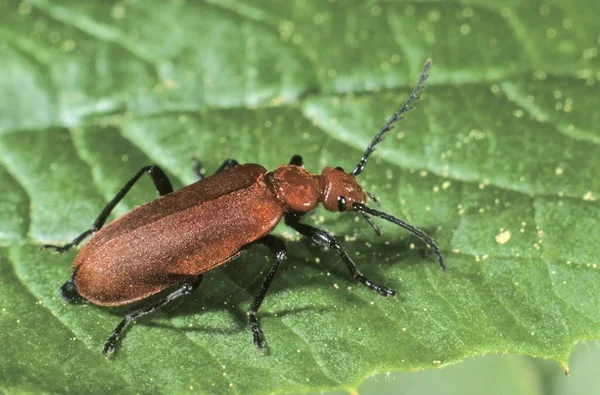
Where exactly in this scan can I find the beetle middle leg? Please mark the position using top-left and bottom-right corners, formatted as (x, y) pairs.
(285, 213), (396, 297)
(103, 275), (203, 355)
(192, 158), (240, 180)
(248, 235), (287, 348)
(41, 165), (174, 254)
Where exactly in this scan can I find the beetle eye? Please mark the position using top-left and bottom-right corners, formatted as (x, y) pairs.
(335, 166), (344, 172)
(337, 196), (347, 212)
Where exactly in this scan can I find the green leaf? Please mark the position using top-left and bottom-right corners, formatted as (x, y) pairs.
(0, 0), (598, 394)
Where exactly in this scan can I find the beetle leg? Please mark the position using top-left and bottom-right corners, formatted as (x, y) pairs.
(191, 157), (205, 180)
(285, 213), (396, 297)
(215, 159), (239, 173)
(248, 235), (287, 349)
(289, 155), (303, 167)
(103, 276), (203, 355)
(192, 158), (240, 181)
(41, 165), (174, 254)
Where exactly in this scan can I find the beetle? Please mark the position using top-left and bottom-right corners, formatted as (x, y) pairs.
(42, 60), (444, 355)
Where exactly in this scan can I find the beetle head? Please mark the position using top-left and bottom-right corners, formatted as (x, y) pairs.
(319, 167), (366, 212)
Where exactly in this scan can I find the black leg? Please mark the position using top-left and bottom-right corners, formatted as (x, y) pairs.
(191, 157), (204, 180)
(103, 276), (203, 355)
(191, 158), (240, 181)
(289, 155), (303, 167)
(285, 213), (395, 296)
(248, 235), (287, 348)
(42, 165), (174, 254)
(215, 159), (239, 173)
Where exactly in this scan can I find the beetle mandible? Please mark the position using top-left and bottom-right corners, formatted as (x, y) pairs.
(43, 60), (445, 354)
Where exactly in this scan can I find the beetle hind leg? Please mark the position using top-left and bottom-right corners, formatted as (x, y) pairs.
(102, 275), (202, 355)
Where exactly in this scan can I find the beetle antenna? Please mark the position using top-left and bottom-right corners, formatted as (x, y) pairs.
(361, 212), (381, 236)
(352, 59), (431, 177)
(353, 202), (446, 272)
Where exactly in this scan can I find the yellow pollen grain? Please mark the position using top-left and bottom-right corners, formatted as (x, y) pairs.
(555, 167), (564, 175)
(495, 230), (511, 244)
(583, 191), (596, 201)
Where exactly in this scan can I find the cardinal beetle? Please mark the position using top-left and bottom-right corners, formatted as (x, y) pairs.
(42, 60), (445, 355)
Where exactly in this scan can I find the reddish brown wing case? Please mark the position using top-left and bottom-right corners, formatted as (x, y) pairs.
(72, 164), (284, 306)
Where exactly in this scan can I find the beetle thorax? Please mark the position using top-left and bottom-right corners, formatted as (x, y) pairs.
(266, 165), (320, 213)
(319, 167), (366, 212)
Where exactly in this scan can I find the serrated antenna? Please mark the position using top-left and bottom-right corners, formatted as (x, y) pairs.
(352, 59), (432, 176)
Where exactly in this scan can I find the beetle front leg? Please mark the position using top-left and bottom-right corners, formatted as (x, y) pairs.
(41, 165), (174, 254)
(191, 158), (240, 181)
(249, 235), (287, 349)
(285, 213), (396, 297)
(103, 276), (203, 355)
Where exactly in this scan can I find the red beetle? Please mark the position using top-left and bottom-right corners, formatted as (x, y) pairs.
(43, 60), (444, 354)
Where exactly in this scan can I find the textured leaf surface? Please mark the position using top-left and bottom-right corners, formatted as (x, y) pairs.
(0, 0), (599, 394)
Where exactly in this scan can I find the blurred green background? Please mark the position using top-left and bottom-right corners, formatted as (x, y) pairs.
(324, 342), (600, 395)
(0, 0), (598, 394)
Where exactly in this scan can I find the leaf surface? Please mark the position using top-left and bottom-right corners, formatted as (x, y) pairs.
(0, 1), (599, 394)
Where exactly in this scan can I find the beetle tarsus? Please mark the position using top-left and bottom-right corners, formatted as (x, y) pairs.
(41, 229), (95, 254)
(354, 273), (396, 296)
(102, 337), (117, 356)
(249, 314), (266, 349)
(40, 244), (70, 254)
